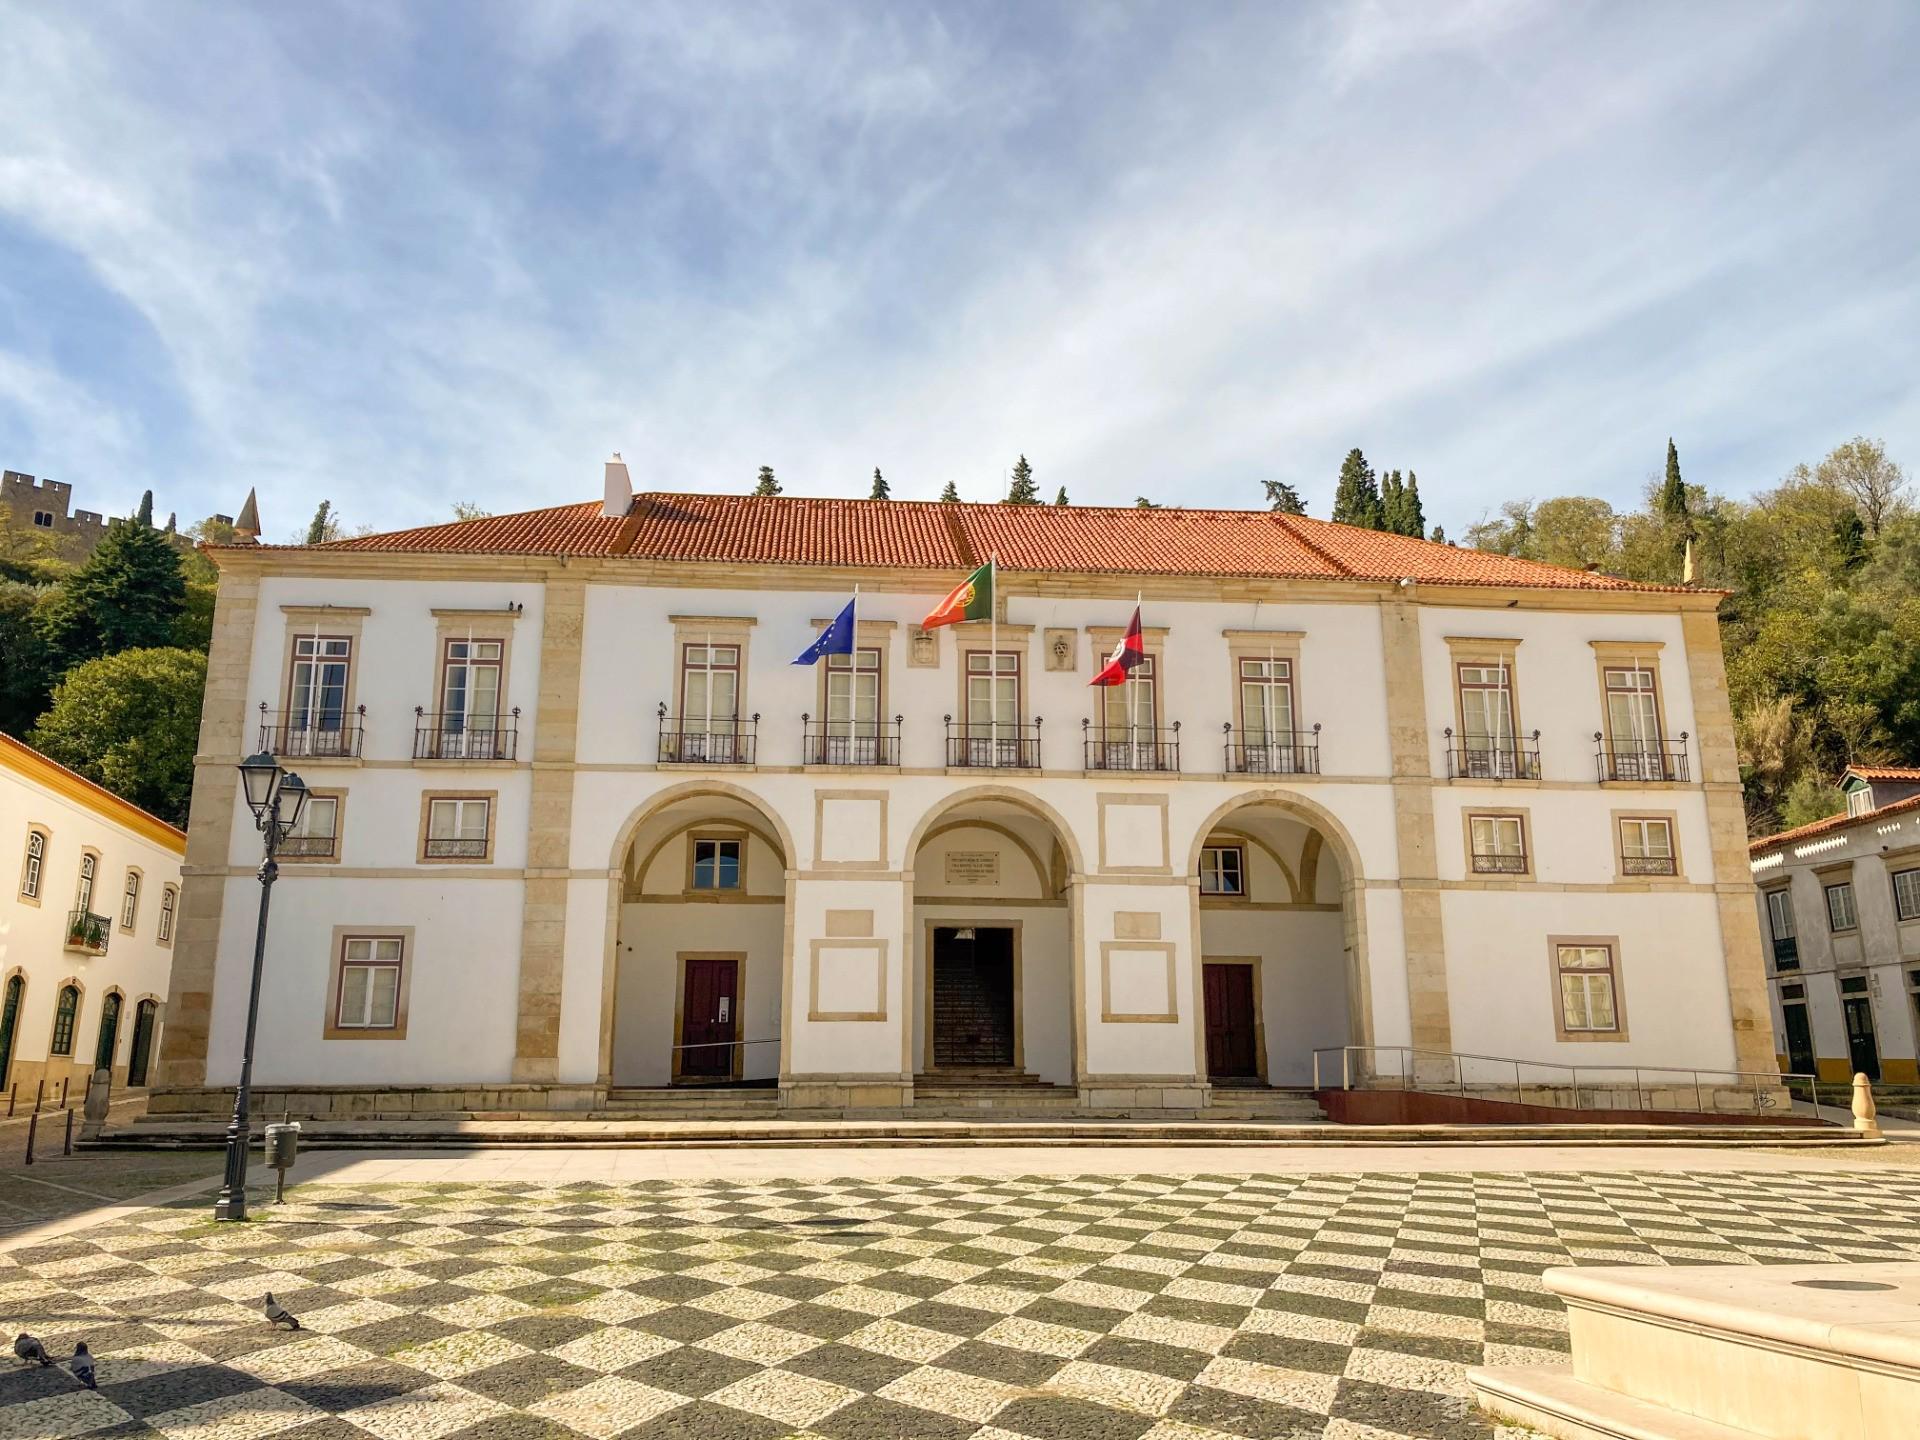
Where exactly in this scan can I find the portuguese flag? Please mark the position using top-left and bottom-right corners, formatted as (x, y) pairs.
(924, 560), (994, 629)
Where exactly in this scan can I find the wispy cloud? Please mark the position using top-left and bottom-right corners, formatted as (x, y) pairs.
(0, 0), (1915, 539)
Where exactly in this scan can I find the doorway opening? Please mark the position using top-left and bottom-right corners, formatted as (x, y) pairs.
(1203, 960), (1262, 1084)
(932, 926), (1016, 1069)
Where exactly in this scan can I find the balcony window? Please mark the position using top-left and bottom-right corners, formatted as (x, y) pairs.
(1469, 813), (1528, 874)
(288, 635), (353, 741)
(19, 828), (45, 900)
(423, 796), (491, 862)
(1619, 817), (1676, 876)
(282, 793), (341, 860)
(1766, 887), (1798, 969)
(964, 651), (1020, 734)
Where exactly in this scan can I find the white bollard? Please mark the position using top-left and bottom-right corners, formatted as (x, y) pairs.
(1851, 1073), (1880, 1137)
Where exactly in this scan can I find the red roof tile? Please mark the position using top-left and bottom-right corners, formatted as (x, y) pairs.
(1846, 765), (1920, 782)
(259, 493), (1695, 593)
(1749, 792), (1920, 858)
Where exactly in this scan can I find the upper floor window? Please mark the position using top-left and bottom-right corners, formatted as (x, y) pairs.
(50, 985), (79, 1056)
(158, 885), (178, 944)
(75, 852), (97, 913)
(32, 510), (53, 528)
(1199, 844), (1245, 896)
(1469, 813), (1528, 874)
(1765, 887), (1798, 970)
(681, 644), (741, 730)
(1893, 868), (1920, 924)
(19, 829), (45, 900)
(442, 638), (504, 729)
(964, 651), (1020, 734)
(824, 648), (881, 738)
(1602, 667), (1662, 752)
(120, 870), (141, 931)
(423, 795), (492, 862)
(1238, 657), (1294, 740)
(289, 635), (353, 731)
(1619, 817), (1676, 876)
(1099, 655), (1157, 732)
(284, 793), (342, 861)
(1457, 663), (1517, 746)
(691, 836), (743, 891)
(1825, 880), (1858, 933)
(1847, 787), (1874, 818)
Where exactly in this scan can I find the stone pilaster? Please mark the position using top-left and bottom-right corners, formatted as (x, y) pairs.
(513, 577), (586, 1083)
(155, 570), (261, 1088)
(1681, 607), (1781, 1078)
(1379, 598), (1452, 1054)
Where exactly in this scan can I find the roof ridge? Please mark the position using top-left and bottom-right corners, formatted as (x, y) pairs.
(1269, 510), (1357, 578)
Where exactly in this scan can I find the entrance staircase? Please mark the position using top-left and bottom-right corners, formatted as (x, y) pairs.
(912, 1069), (1081, 1117)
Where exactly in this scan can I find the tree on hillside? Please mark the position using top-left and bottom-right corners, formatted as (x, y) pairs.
(1817, 436), (1908, 535)
(939, 480), (961, 503)
(1263, 480), (1306, 515)
(1054, 486), (1069, 506)
(0, 580), (59, 735)
(1658, 439), (1689, 524)
(451, 501), (492, 520)
(36, 518), (187, 668)
(1399, 472), (1426, 537)
(30, 647), (206, 826)
(136, 490), (154, 527)
(1330, 449), (1383, 529)
(1004, 455), (1040, 505)
(753, 466), (782, 496)
(1380, 471), (1405, 533)
(869, 468), (889, 500)
(1465, 499), (1535, 555)
(306, 500), (342, 544)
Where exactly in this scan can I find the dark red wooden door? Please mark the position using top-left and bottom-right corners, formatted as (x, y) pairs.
(1203, 963), (1258, 1079)
(680, 958), (739, 1079)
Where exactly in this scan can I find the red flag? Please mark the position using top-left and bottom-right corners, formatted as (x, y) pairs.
(1090, 606), (1145, 686)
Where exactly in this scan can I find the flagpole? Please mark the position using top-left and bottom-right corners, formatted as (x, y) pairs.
(989, 556), (998, 767)
(307, 616), (320, 755)
(851, 584), (860, 756)
(1131, 591), (1142, 766)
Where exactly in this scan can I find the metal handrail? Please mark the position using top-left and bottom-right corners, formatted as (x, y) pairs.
(1444, 728), (1541, 780)
(1082, 720), (1180, 772)
(1309, 1044), (1821, 1117)
(1222, 723), (1321, 775)
(801, 714), (903, 766)
(669, 1036), (781, 1054)
(1594, 732), (1691, 783)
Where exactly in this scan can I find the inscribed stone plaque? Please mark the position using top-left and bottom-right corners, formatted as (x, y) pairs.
(945, 850), (1000, 885)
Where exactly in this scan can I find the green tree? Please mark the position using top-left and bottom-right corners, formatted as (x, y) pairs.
(1054, 486), (1069, 506)
(1004, 455), (1040, 505)
(136, 490), (154, 527)
(1817, 435), (1908, 535)
(451, 501), (492, 520)
(1465, 499), (1534, 555)
(0, 580), (59, 735)
(29, 647), (207, 826)
(1429, 524), (1447, 544)
(753, 466), (782, 496)
(869, 467), (889, 500)
(1380, 470), (1405, 533)
(940, 480), (961, 503)
(1529, 497), (1618, 570)
(305, 500), (341, 544)
(171, 579), (218, 652)
(1330, 448), (1383, 529)
(1263, 480), (1306, 515)
(1134, 497), (1162, 508)
(36, 518), (187, 669)
(1658, 439), (1689, 523)
(1399, 472), (1426, 537)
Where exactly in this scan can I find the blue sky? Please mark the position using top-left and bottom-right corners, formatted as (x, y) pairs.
(2, 1), (1916, 541)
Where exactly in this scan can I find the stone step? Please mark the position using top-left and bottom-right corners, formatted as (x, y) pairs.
(1470, 1261), (1920, 1440)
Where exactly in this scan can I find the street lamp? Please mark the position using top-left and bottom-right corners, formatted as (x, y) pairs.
(213, 752), (308, 1221)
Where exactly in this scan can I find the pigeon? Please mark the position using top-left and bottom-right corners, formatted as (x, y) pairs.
(14, 1333), (52, 1367)
(263, 1294), (300, 1330)
(69, 1343), (95, 1390)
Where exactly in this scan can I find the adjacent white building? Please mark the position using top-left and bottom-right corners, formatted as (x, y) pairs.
(154, 468), (1780, 1115)
(1, 733), (183, 1100)
(1750, 765), (1920, 1086)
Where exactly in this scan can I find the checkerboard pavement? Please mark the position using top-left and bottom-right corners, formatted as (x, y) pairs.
(3, 1169), (1919, 1440)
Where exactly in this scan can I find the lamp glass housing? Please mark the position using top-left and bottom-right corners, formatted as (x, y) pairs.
(276, 773), (311, 836)
(238, 752), (282, 819)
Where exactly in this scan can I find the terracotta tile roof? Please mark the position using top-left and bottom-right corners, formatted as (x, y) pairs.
(1846, 765), (1920, 783)
(264, 493), (1695, 593)
(1748, 792), (1920, 858)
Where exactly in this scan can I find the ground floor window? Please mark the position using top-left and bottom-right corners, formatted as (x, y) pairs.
(50, 985), (79, 1055)
(330, 933), (408, 1035)
(1554, 941), (1621, 1036)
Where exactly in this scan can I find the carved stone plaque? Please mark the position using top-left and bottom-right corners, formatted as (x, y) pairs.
(909, 626), (938, 668)
(1044, 627), (1076, 671)
(944, 850), (1000, 885)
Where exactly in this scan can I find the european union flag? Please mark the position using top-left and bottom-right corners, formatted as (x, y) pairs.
(793, 597), (857, 665)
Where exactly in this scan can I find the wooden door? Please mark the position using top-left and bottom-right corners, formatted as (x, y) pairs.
(1843, 997), (1880, 1081)
(1203, 963), (1258, 1079)
(0, 976), (20, 1090)
(127, 1000), (158, 1088)
(679, 958), (739, 1081)
(1781, 1004), (1815, 1077)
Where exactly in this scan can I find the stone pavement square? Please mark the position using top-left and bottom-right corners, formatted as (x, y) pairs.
(2, 1168), (1918, 1439)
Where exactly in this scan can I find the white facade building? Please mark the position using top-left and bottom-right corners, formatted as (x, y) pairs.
(155, 475), (1779, 1115)
(1, 733), (183, 1100)
(1750, 765), (1920, 1086)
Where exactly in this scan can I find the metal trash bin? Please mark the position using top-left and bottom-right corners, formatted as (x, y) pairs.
(263, 1122), (300, 1201)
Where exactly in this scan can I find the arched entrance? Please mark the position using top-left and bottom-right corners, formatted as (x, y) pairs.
(607, 786), (792, 1088)
(1189, 792), (1367, 1087)
(906, 790), (1082, 1091)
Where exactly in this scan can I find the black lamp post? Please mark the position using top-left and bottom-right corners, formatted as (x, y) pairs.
(213, 752), (309, 1222)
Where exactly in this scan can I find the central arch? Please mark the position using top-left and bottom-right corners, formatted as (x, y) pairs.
(904, 786), (1084, 1092)
(1187, 787), (1372, 1087)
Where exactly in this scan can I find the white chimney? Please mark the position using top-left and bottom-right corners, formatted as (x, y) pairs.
(603, 453), (633, 518)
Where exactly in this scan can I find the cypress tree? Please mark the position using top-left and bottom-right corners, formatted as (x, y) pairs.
(1134, 497), (1162, 508)
(1331, 448), (1383, 529)
(1380, 470), (1405, 533)
(305, 500), (336, 544)
(869, 467), (889, 500)
(1401, 471), (1426, 537)
(939, 480), (961, 503)
(1658, 439), (1689, 522)
(1430, 524), (1448, 545)
(136, 490), (154, 527)
(1054, 486), (1069, 507)
(1263, 480), (1306, 515)
(753, 466), (782, 496)
(1004, 455), (1040, 505)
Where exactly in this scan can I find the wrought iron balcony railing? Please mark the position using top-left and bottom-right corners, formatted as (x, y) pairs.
(423, 836), (489, 860)
(278, 835), (338, 859)
(259, 703), (366, 759)
(1771, 936), (1799, 970)
(945, 716), (1042, 769)
(1444, 729), (1542, 780)
(658, 705), (758, 765)
(801, 716), (902, 766)
(1470, 851), (1528, 875)
(1083, 720), (1179, 772)
(1622, 853), (1678, 877)
(414, 707), (521, 761)
(65, 908), (111, 956)
(1595, 734), (1691, 783)
(1223, 723), (1321, 775)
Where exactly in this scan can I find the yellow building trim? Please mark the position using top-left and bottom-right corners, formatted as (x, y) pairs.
(0, 734), (187, 855)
